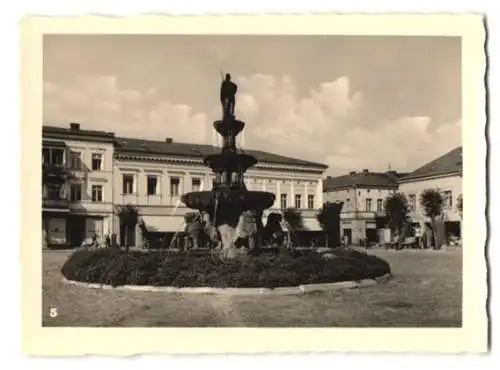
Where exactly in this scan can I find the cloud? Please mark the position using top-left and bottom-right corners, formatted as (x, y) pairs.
(44, 75), (210, 144)
(44, 74), (461, 176)
(232, 74), (461, 175)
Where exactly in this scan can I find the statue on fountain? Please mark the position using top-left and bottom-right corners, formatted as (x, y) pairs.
(220, 73), (238, 119)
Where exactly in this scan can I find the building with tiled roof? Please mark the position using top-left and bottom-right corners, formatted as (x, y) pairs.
(399, 147), (462, 182)
(42, 123), (328, 247)
(323, 169), (408, 245)
(399, 147), (462, 240)
(113, 136), (328, 170)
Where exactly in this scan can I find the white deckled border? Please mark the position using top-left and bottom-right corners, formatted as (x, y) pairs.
(61, 273), (392, 296)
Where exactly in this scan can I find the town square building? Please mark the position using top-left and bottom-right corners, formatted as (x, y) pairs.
(323, 170), (408, 245)
(323, 147), (463, 246)
(42, 123), (327, 247)
(398, 147), (463, 241)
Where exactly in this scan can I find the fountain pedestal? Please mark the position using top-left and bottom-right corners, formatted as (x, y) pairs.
(181, 115), (275, 258)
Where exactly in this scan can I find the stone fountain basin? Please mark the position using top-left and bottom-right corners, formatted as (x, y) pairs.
(203, 153), (257, 171)
(181, 190), (275, 211)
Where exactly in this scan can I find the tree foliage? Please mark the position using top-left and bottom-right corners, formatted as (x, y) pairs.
(420, 189), (444, 218)
(316, 202), (342, 232)
(283, 208), (304, 231)
(116, 204), (140, 226)
(316, 202), (342, 247)
(383, 193), (410, 235)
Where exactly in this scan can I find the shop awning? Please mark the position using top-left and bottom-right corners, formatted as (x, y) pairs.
(141, 215), (185, 233)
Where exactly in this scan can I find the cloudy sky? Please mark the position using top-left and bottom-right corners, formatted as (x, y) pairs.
(43, 35), (461, 176)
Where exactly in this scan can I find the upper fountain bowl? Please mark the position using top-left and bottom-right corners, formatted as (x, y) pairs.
(181, 189), (275, 212)
(214, 119), (245, 137)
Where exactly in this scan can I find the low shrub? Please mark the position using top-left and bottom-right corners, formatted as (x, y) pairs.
(61, 248), (391, 289)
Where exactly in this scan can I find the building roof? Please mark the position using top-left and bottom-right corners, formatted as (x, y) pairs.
(114, 136), (328, 169)
(42, 124), (328, 170)
(323, 170), (404, 191)
(43, 124), (115, 143)
(399, 147), (462, 182)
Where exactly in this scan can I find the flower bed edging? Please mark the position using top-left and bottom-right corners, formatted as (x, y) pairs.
(61, 273), (392, 296)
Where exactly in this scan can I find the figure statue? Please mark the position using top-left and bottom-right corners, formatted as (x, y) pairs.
(220, 73), (238, 118)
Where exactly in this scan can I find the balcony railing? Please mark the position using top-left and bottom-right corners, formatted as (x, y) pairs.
(42, 195), (69, 209)
(42, 163), (73, 183)
(341, 210), (386, 219)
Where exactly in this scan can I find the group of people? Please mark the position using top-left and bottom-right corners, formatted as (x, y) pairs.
(80, 233), (114, 249)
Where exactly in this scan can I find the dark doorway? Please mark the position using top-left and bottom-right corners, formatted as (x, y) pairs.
(366, 228), (378, 244)
(343, 228), (352, 245)
(445, 221), (461, 239)
(119, 223), (136, 247)
(67, 215), (85, 247)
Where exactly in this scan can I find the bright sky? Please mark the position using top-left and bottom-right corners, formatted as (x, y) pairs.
(43, 35), (461, 176)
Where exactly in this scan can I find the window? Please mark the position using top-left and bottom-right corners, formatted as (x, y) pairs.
(51, 148), (64, 166)
(42, 148), (50, 165)
(91, 185), (103, 202)
(345, 198), (351, 209)
(443, 190), (453, 209)
(122, 174), (135, 194)
(280, 194), (288, 209)
(365, 198), (372, 212)
(408, 194), (417, 211)
(46, 183), (64, 199)
(307, 194), (315, 209)
(295, 194), (302, 209)
(70, 151), (82, 170)
(377, 198), (383, 211)
(170, 177), (180, 197)
(192, 178), (201, 192)
(147, 175), (159, 196)
(70, 184), (82, 202)
(91, 153), (103, 171)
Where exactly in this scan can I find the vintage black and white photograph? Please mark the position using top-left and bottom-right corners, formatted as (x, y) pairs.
(23, 15), (485, 352)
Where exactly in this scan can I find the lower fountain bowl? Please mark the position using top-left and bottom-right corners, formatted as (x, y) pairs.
(181, 190), (275, 212)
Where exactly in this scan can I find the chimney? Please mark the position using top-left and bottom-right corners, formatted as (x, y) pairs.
(70, 122), (80, 131)
(349, 171), (356, 176)
(165, 137), (173, 143)
(363, 169), (369, 173)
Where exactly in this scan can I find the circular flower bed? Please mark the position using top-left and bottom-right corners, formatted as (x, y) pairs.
(61, 248), (391, 289)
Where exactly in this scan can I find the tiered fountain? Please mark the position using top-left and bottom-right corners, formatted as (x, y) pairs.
(181, 74), (275, 258)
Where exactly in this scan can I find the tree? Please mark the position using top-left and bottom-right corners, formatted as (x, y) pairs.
(316, 202), (342, 247)
(283, 208), (304, 232)
(383, 193), (410, 247)
(456, 194), (463, 219)
(116, 204), (139, 250)
(420, 189), (444, 249)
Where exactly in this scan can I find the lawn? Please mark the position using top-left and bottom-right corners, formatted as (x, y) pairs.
(42, 248), (462, 327)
